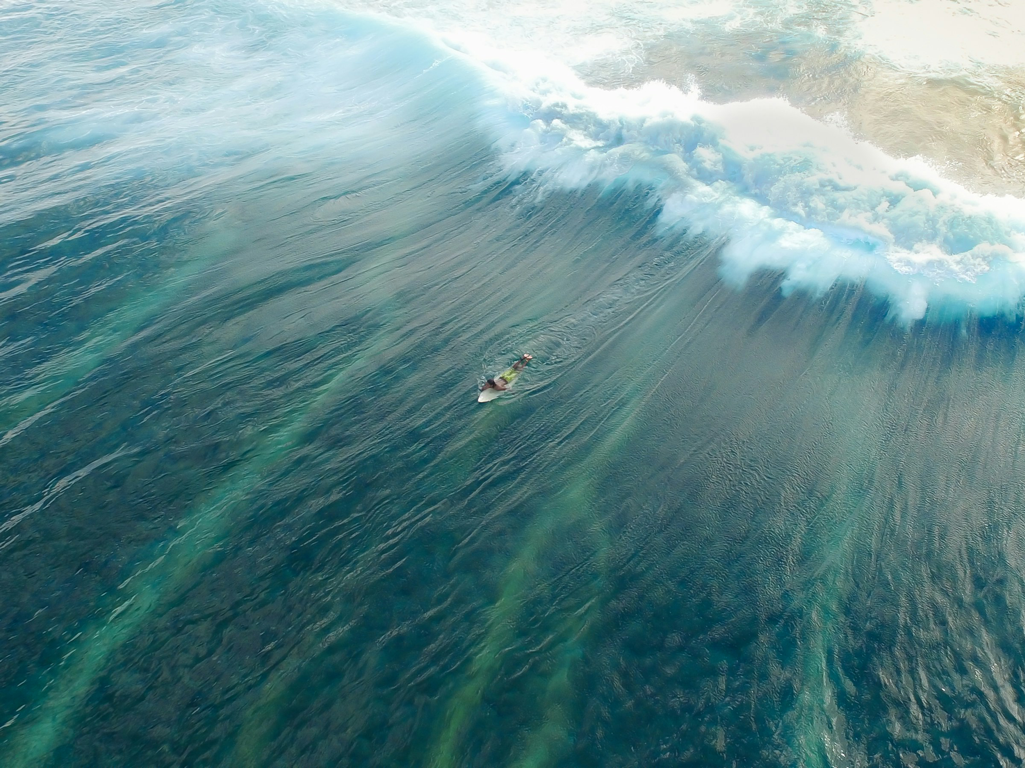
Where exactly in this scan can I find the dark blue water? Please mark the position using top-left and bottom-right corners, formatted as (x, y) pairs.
(5, 1), (1025, 766)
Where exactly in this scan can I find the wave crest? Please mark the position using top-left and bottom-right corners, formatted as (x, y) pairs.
(473, 61), (1025, 321)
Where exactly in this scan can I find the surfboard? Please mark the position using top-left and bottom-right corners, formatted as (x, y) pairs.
(477, 365), (522, 402)
(477, 387), (504, 403)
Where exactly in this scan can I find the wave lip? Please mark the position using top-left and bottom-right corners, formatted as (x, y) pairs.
(466, 51), (1025, 321)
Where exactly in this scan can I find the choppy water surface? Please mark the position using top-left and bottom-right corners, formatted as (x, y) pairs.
(5, 1), (1025, 766)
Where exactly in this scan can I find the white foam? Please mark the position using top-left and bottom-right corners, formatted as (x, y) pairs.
(339, 1), (1025, 320)
(855, 0), (1025, 71)
(461, 52), (1025, 320)
(345, 0), (1025, 78)
(336, 0), (747, 71)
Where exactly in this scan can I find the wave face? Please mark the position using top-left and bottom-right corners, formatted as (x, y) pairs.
(6, 2), (1025, 768)
(488, 74), (1025, 321)
(349, 0), (1025, 321)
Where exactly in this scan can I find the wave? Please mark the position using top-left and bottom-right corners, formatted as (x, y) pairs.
(310, 3), (1025, 323)
(9, 0), (1025, 324)
(431, 37), (1025, 322)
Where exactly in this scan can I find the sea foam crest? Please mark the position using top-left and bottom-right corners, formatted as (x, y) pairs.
(457, 46), (1025, 322)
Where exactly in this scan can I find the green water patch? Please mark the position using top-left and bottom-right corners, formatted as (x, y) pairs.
(0, 321), (401, 768)
(0, 214), (244, 447)
(228, 420), (516, 767)
(0, 177), (446, 762)
(220, 201), (710, 767)
(425, 253), (717, 768)
(1, 167), (692, 766)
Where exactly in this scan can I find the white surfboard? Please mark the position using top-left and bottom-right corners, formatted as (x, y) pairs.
(477, 387), (505, 403)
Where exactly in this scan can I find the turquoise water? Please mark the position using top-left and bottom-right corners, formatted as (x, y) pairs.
(5, 1), (1025, 766)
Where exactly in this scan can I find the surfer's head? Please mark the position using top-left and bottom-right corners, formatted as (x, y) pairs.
(485, 378), (497, 388)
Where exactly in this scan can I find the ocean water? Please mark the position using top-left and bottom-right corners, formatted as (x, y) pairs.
(4, 0), (1025, 765)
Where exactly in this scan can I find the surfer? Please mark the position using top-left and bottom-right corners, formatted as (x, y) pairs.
(482, 353), (532, 392)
